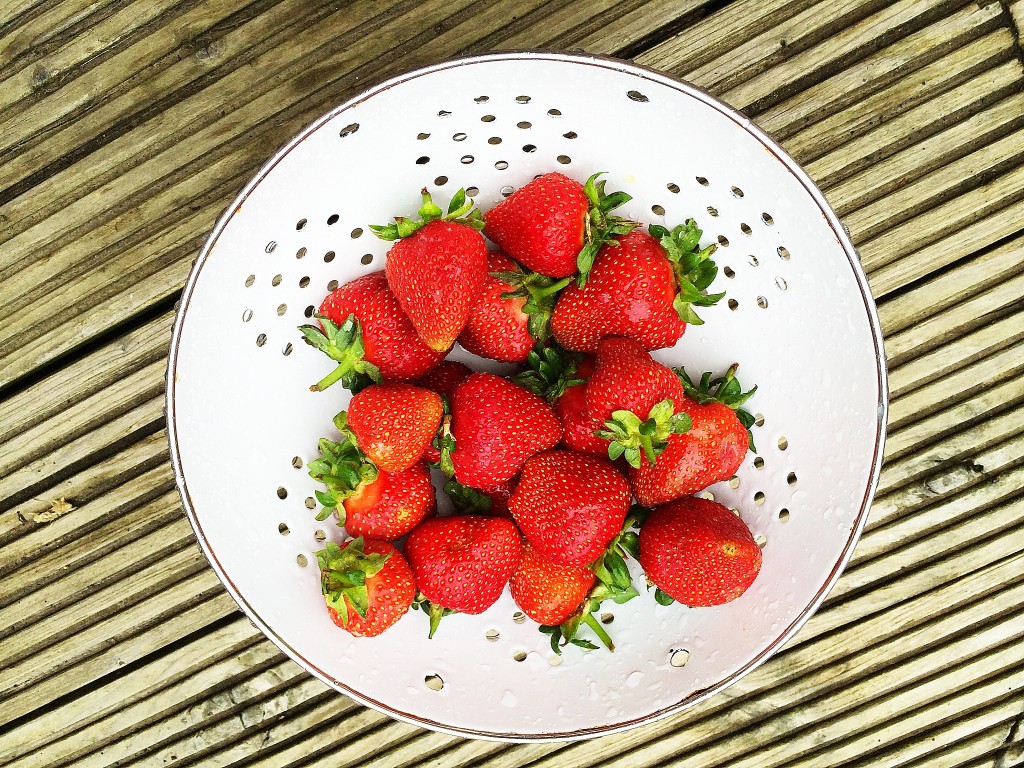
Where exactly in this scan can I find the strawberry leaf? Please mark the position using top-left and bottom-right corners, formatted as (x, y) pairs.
(298, 314), (382, 392)
(307, 432), (378, 520)
(316, 537), (391, 625)
(654, 588), (675, 606)
(596, 399), (691, 468)
(576, 172), (639, 287)
(675, 364), (758, 451)
(656, 220), (725, 325)
(371, 188), (485, 241)
(512, 344), (586, 402)
(443, 480), (492, 515)
(491, 263), (571, 343)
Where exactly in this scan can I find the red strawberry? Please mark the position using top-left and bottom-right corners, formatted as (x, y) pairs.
(510, 543), (594, 626)
(586, 338), (692, 468)
(512, 346), (604, 457)
(630, 366), (756, 506)
(639, 497), (762, 606)
(509, 450), (631, 568)
(344, 383), (442, 472)
(299, 272), (445, 390)
(316, 537), (417, 637)
(405, 515), (521, 635)
(339, 462), (435, 539)
(483, 172), (636, 280)
(555, 382), (607, 457)
(307, 434), (434, 539)
(416, 360), (473, 402)
(373, 189), (488, 352)
(458, 252), (571, 361)
(551, 223), (724, 352)
(449, 373), (561, 488)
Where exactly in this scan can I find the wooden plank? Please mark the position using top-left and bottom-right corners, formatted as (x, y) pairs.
(0, 432), (170, 548)
(805, 60), (1022, 191)
(902, 723), (1023, 768)
(0, 311), (171, 441)
(0, 590), (236, 728)
(635, 0), (826, 77)
(888, 310), (1024, 398)
(860, 164), (1024, 295)
(0, 0), (112, 71)
(0, 545), (211, 672)
(876, 409), (1024, 511)
(0, 394), (164, 511)
(719, 0), (971, 113)
(574, 0), (709, 52)
(857, 440), (1024, 565)
(0, 359), (165, 479)
(0, 460), (173, 578)
(883, 375), (1024, 462)
(888, 309), (1024, 399)
(0, 618), (267, 766)
(0, 0), (193, 116)
(757, 9), (1008, 146)
(884, 270), (1024, 369)
(832, 490), (1024, 601)
(0, 512), (195, 640)
(827, 91), (1024, 216)
(876, 233), (1023, 337)
(71, 666), (324, 768)
(887, 341), (1024, 432)
(840, 703), (1021, 768)
(844, 125), (1024, 243)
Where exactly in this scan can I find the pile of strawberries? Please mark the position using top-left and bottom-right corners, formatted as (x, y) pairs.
(300, 172), (762, 652)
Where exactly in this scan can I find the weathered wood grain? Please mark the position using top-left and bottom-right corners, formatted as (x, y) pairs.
(876, 233), (1023, 337)
(2, 0), (1023, 764)
(759, 7), (1008, 146)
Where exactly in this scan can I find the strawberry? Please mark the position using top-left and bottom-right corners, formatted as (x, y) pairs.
(443, 477), (516, 518)
(405, 515), (521, 636)
(373, 189), (488, 352)
(308, 432), (434, 539)
(483, 172), (636, 281)
(629, 365), (756, 506)
(512, 346), (605, 456)
(509, 450), (631, 568)
(343, 383), (443, 472)
(586, 338), (692, 468)
(449, 373), (561, 488)
(555, 382), (607, 457)
(639, 497), (762, 607)
(416, 360), (473, 402)
(298, 271), (445, 391)
(510, 543), (594, 626)
(551, 223), (724, 352)
(458, 252), (569, 361)
(316, 537), (417, 637)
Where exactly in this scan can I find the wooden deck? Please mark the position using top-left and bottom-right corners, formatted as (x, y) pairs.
(1, 0), (1023, 764)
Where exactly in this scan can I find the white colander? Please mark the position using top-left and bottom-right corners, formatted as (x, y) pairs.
(166, 51), (887, 741)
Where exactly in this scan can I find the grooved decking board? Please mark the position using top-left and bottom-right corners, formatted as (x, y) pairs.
(2, 0), (1023, 765)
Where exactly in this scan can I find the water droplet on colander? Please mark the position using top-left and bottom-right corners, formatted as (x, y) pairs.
(501, 690), (517, 707)
(626, 671), (644, 687)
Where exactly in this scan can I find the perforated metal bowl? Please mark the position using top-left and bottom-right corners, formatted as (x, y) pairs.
(166, 51), (887, 741)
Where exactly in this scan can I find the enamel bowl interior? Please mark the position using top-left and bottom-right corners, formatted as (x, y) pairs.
(167, 52), (887, 741)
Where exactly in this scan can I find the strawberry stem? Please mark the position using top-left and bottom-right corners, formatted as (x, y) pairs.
(583, 612), (615, 652)
(494, 267), (573, 342)
(316, 538), (391, 623)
